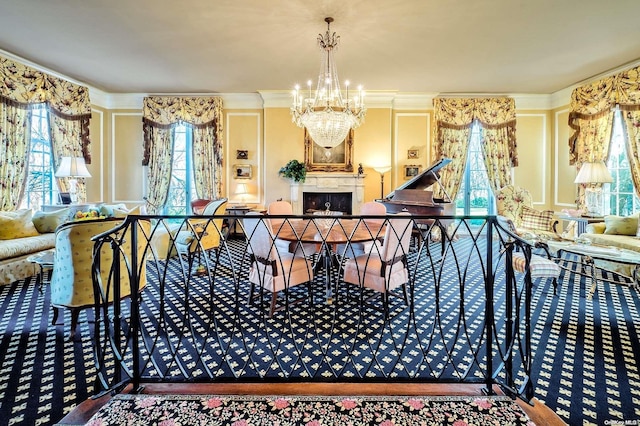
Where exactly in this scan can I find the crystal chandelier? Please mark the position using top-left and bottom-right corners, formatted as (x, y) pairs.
(291, 17), (366, 149)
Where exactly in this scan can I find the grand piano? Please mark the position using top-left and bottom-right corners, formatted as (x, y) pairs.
(377, 157), (455, 219)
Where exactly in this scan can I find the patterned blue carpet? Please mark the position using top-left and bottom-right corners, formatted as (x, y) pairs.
(0, 239), (639, 425)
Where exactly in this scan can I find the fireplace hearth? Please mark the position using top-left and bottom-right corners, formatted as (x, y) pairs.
(303, 192), (352, 214)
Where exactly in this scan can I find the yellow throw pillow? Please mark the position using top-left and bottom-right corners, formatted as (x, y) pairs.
(604, 214), (638, 236)
(0, 209), (40, 239)
(32, 207), (72, 233)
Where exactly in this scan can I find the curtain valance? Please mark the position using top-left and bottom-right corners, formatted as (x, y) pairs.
(0, 55), (92, 163)
(0, 56), (91, 116)
(142, 96), (223, 127)
(568, 65), (640, 164)
(434, 97), (516, 128)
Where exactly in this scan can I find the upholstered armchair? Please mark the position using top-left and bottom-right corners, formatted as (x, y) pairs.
(175, 198), (228, 270)
(343, 212), (413, 314)
(244, 212), (314, 317)
(496, 185), (560, 239)
(50, 218), (149, 338)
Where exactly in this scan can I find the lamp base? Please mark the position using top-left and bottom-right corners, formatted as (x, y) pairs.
(584, 186), (604, 217)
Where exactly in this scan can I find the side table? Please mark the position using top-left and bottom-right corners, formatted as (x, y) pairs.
(27, 249), (55, 292)
(559, 215), (604, 236)
(225, 206), (252, 238)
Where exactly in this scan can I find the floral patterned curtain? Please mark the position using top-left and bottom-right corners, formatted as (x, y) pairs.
(0, 101), (31, 210)
(569, 65), (640, 207)
(433, 97), (516, 200)
(142, 96), (224, 211)
(0, 56), (92, 207)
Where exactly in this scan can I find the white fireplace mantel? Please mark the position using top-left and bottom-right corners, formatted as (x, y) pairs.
(290, 173), (366, 214)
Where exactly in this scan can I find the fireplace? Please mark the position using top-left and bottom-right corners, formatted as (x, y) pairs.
(303, 192), (352, 214)
(289, 173), (365, 215)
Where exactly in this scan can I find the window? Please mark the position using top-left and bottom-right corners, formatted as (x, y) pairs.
(603, 109), (640, 216)
(19, 105), (57, 210)
(163, 123), (197, 215)
(454, 122), (496, 219)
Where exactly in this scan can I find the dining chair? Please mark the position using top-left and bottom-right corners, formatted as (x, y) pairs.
(337, 201), (386, 258)
(175, 198), (228, 271)
(267, 200), (316, 258)
(243, 212), (314, 317)
(342, 212), (413, 315)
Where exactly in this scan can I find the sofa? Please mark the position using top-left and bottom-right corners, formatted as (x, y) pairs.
(578, 213), (640, 276)
(0, 203), (136, 286)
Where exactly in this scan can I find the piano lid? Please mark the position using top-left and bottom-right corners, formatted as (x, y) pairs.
(384, 157), (452, 201)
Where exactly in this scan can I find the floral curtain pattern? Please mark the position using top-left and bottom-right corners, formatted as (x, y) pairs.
(142, 96), (224, 210)
(0, 102), (30, 210)
(0, 55), (92, 207)
(433, 97), (516, 199)
(143, 127), (173, 214)
(569, 65), (640, 207)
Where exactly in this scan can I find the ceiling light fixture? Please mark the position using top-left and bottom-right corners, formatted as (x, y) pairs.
(291, 17), (366, 149)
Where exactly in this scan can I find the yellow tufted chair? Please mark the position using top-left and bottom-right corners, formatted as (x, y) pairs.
(50, 218), (149, 338)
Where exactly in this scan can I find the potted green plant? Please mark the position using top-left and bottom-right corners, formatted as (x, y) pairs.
(278, 159), (307, 183)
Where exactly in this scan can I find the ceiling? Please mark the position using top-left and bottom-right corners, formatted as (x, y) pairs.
(1, 0), (640, 96)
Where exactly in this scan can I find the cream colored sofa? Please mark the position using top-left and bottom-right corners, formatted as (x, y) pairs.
(579, 214), (640, 276)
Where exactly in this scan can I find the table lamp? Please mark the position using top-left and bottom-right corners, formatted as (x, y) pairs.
(373, 166), (392, 199)
(55, 156), (91, 204)
(574, 161), (613, 217)
(235, 183), (249, 207)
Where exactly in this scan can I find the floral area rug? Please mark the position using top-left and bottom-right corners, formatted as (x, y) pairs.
(84, 394), (535, 425)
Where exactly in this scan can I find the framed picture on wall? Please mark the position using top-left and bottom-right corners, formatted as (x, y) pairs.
(407, 149), (419, 159)
(304, 129), (354, 172)
(404, 165), (422, 180)
(236, 150), (248, 160)
(234, 164), (252, 179)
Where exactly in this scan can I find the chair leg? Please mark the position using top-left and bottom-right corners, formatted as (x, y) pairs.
(269, 292), (278, 317)
(52, 306), (60, 325)
(69, 308), (81, 340)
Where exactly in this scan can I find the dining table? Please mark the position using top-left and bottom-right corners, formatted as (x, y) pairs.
(274, 217), (385, 303)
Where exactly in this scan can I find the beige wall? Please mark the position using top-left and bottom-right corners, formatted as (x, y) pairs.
(88, 100), (577, 214)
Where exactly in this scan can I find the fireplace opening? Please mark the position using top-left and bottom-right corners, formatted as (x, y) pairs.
(303, 192), (352, 214)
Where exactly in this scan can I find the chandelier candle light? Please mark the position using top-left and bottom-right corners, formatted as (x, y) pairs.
(574, 161), (613, 217)
(55, 156), (91, 204)
(291, 17), (366, 149)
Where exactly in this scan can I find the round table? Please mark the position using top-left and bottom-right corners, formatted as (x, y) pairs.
(275, 218), (384, 302)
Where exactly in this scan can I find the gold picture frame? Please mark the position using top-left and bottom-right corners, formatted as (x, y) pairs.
(234, 164), (252, 179)
(304, 129), (354, 172)
(404, 164), (422, 180)
(407, 149), (419, 159)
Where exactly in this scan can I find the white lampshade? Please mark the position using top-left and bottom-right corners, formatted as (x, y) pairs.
(235, 183), (248, 195)
(55, 156), (91, 178)
(574, 161), (613, 184)
(373, 166), (392, 174)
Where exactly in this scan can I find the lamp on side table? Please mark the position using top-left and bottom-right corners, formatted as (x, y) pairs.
(574, 161), (613, 217)
(55, 156), (91, 204)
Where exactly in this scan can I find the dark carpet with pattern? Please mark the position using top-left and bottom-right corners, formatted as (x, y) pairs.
(0, 240), (639, 425)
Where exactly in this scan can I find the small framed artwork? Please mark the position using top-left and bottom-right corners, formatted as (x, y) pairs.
(236, 150), (248, 160)
(407, 149), (419, 159)
(404, 165), (422, 180)
(234, 164), (252, 179)
(58, 192), (72, 205)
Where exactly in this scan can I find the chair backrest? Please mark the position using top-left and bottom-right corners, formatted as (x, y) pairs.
(381, 212), (413, 262)
(267, 200), (294, 236)
(243, 212), (277, 260)
(496, 185), (533, 227)
(51, 218), (149, 308)
(192, 198), (227, 250)
(360, 201), (386, 226)
(191, 198), (213, 215)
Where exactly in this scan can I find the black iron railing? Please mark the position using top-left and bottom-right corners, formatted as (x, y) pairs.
(90, 214), (537, 401)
